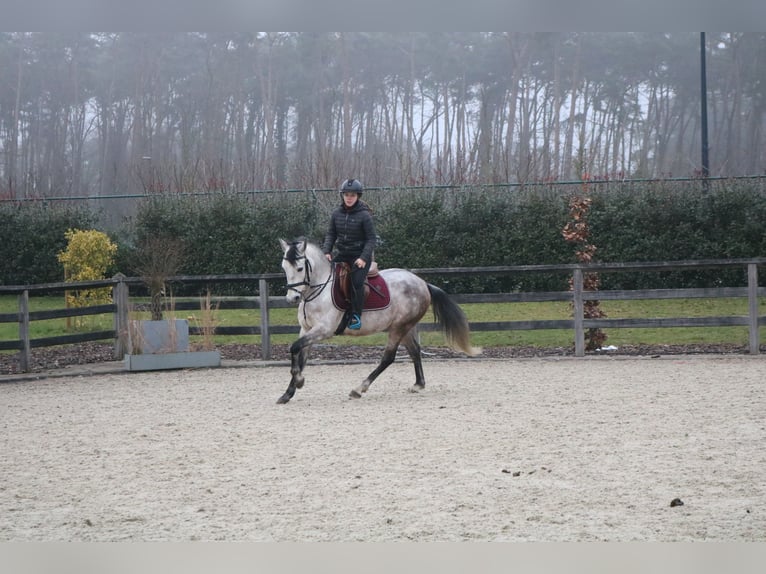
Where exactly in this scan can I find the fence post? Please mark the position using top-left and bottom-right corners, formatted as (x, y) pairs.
(113, 273), (129, 359)
(747, 263), (760, 355)
(259, 279), (271, 360)
(19, 290), (30, 372)
(573, 268), (585, 357)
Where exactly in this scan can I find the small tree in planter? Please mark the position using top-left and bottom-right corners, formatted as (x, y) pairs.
(124, 235), (220, 370)
(135, 234), (184, 321)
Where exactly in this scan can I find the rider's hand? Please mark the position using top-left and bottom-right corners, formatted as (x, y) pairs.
(355, 258), (366, 268)
(325, 253), (333, 261)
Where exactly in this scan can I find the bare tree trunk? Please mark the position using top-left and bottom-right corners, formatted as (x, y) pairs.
(562, 36), (581, 180)
(477, 85), (497, 181)
(636, 84), (656, 177)
(723, 36), (743, 174)
(257, 37), (277, 188)
(339, 33), (353, 177)
(455, 78), (468, 182)
(442, 83), (452, 181)
(551, 37), (562, 180)
(10, 41), (23, 198)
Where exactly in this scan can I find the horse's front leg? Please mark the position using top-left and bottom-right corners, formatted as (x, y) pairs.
(277, 337), (311, 404)
(277, 331), (324, 404)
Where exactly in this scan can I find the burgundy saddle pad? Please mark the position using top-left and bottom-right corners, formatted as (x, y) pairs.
(331, 264), (391, 311)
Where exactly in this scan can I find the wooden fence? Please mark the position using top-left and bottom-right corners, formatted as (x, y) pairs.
(1, 258), (765, 372)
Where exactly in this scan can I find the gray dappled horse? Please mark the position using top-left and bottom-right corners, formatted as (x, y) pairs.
(277, 238), (480, 404)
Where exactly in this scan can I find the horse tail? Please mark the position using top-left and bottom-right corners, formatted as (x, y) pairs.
(427, 284), (482, 356)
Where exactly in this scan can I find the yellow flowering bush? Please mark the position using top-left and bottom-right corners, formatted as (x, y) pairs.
(57, 229), (117, 328)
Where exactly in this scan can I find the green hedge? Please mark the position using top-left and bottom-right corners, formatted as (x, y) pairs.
(115, 193), (324, 295)
(0, 202), (96, 285)
(375, 189), (572, 292)
(588, 183), (766, 289)
(2, 181), (765, 292)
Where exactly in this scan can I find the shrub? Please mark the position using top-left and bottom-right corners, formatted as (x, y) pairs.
(57, 228), (118, 328)
(0, 202), (96, 285)
(4, 181), (766, 292)
(119, 193), (323, 295)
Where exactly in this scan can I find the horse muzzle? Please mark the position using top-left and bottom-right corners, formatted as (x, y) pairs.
(285, 290), (302, 304)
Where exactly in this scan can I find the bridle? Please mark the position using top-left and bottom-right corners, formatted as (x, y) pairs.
(283, 251), (333, 305)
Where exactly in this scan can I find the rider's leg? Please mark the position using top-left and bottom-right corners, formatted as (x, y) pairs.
(349, 262), (370, 329)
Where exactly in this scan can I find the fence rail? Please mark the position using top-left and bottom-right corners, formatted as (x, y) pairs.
(1, 258), (765, 372)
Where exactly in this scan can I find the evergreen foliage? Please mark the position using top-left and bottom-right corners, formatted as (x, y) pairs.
(0, 203), (96, 285)
(2, 182), (765, 292)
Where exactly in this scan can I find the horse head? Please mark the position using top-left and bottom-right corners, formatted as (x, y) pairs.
(280, 238), (331, 305)
(280, 238), (308, 304)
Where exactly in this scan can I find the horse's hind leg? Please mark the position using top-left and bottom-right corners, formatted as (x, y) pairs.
(401, 329), (426, 392)
(349, 332), (403, 399)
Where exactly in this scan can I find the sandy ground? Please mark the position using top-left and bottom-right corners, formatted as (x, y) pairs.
(1, 355), (765, 541)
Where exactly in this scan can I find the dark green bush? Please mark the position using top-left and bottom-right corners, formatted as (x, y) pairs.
(0, 202), (97, 285)
(3, 181), (765, 292)
(118, 193), (323, 295)
(588, 183), (766, 289)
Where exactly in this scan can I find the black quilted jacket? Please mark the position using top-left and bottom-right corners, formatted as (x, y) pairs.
(322, 200), (376, 262)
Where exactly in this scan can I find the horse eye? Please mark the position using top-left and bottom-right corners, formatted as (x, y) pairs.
(296, 266), (304, 272)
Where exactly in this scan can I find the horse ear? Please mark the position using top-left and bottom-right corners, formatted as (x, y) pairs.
(279, 238), (289, 252)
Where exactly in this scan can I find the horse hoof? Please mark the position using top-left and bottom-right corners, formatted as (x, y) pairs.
(349, 389), (362, 399)
(276, 395), (291, 404)
(409, 384), (424, 393)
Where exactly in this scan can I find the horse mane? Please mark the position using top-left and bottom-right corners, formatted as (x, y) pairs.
(304, 240), (326, 263)
(283, 240), (302, 264)
(283, 237), (326, 265)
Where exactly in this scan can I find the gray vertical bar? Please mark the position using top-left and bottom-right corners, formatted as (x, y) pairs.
(19, 290), (30, 372)
(573, 268), (585, 357)
(748, 263), (759, 355)
(113, 273), (129, 359)
(259, 279), (271, 360)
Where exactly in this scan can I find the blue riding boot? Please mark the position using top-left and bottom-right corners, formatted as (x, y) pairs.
(348, 313), (362, 330)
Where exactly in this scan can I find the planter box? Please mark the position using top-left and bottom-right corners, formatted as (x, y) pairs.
(131, 319), (190, 354)
(125, 318), (220, 371)
(124, 350), (221, 372)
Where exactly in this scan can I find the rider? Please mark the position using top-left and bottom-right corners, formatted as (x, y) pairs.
(322, 178), (376, 330)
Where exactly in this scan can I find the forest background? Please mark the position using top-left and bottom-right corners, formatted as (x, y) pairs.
(1, 32), (765, 292)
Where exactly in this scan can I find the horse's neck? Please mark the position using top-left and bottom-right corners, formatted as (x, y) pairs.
(306, 245), (332, 284)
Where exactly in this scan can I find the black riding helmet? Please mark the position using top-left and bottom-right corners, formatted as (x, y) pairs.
(339, 178), (363, 196)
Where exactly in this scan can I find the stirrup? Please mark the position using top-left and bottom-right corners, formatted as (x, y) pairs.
(348, 314), (362, 330)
